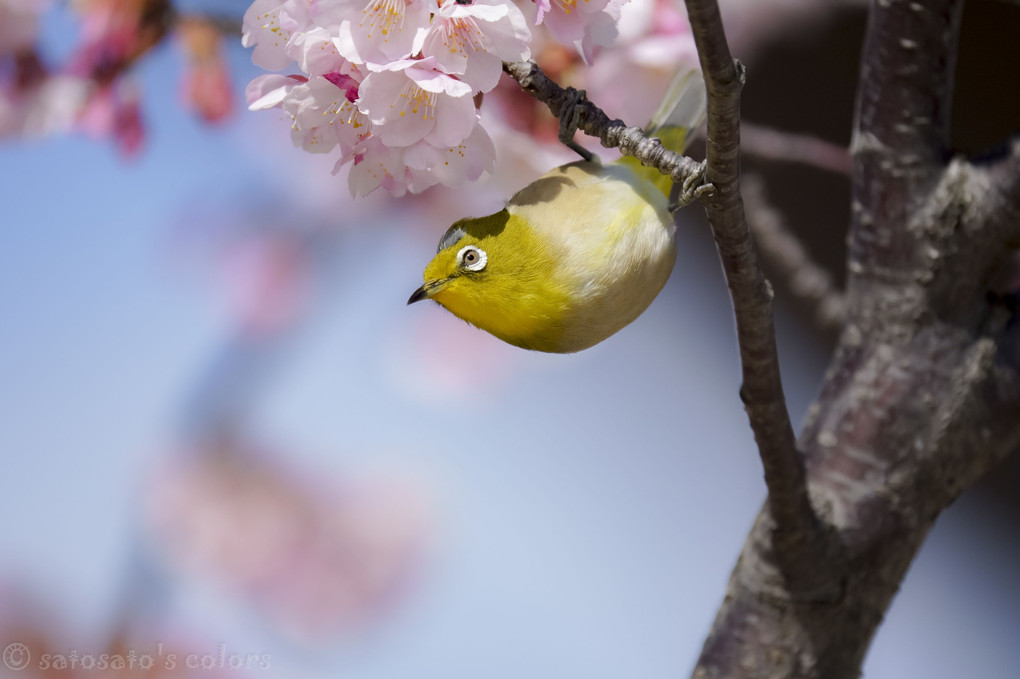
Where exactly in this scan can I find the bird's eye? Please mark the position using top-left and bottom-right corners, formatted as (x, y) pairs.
(457, 245), (487, 272)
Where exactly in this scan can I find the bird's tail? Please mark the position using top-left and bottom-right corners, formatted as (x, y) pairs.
(617, 67), (706, 197)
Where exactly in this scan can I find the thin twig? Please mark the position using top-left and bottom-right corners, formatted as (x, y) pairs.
(187, 13), (243, 37)
(743, 174), (847, 331)
(682, 0), (834, 596)
(502, 61), (708, 192)
(741, 122), (851, 175)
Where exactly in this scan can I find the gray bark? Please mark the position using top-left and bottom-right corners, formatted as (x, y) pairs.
(690, 0), (1020, 677)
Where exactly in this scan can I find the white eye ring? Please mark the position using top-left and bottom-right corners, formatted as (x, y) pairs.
(457, 245), (487, 272)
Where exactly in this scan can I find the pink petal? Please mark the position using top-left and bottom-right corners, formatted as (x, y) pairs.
(246, 73), (302, 109)
(426, 94), (476, 147)
(406, 65), (472, 98)
(324, 72), (360, 102)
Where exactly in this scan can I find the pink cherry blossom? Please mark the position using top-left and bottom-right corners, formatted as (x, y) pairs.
(403, 124), (496, 188)
(345, 135), (410, 196)
(67, 0), (169, 82)
(576, 3), (621, 63)
(333, 0), (432, 66)
(586, 0), (699, 126)
(181, 57), (233, 123)
(284, 72), (369, 154)
(288, 25), (347, 76)
(246, 70), (370, 156)
(177, 16), (234, 123)
(76, 79), (145, 156)
(242, 0), (298, 71)
(145, 449), (433, 642)
(344, 122), (495, 197)
(246, 72), (305, 110)
(614, 0), (697, 66)
(421, 0), (531, 92)
(0, 0), (47, 55)
(279, 0), (347, 31)
(0, 74), (85, 138)
(238, 0), (704, 197)
(533, 0), (617, 63)
(357, 57), (475, 148)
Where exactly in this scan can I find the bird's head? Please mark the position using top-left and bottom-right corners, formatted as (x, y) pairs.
(407, 208), (570, 350)
(407, 211), (507, 306)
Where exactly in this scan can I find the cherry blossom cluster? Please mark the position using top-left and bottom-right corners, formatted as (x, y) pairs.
(0, 0), (235, 155)
(242, 0), (624, 197)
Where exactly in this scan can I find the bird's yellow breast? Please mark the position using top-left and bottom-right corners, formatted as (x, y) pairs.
(505, 162), (677, 352)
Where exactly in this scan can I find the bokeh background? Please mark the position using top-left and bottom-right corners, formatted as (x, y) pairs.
(2, 1), (1020, 677)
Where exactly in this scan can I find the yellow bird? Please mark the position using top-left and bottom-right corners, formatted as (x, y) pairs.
(408, 70), (706, 353)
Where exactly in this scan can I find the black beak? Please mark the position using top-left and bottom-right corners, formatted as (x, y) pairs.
(408, 277), (452, 305)
(407, 284), (430, 305)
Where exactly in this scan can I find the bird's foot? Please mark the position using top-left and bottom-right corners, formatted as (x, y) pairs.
(558, 87), (594, 162)
(669, 160), (713, 212)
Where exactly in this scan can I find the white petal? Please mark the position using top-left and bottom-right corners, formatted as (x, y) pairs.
(360, 71), (439, 147)
(408, 66), (472, 97)
(422, 23), (469, 76)
(426, 94), (476, 147)
(242, 0), (295, 71)
(289, 26), (346, 76)
(461, 49), (503, 93)
(446, 3), (507, 21)
(482, 9), (533, 61)
(333, 21), (364, 63)
(246, 74), (298, 109)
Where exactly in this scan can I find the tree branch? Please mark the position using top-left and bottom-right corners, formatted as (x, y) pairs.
(741, 122), (852, 176)
(742, 175), (847, 331)
(682, 0), (833, 590)
(849, 0), (964, 299)
(179, 12), (243, 37)
(687, 0), (1020, 677)
(502, 60), (707, 190)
